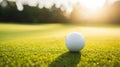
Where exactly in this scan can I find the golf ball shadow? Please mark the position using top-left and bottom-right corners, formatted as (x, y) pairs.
(49, 52), (81, 67)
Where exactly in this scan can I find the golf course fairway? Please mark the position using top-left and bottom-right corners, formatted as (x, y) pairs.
(0, 23), (120, 67)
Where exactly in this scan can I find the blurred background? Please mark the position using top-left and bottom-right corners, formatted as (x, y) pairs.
(0, 0), (119, 24)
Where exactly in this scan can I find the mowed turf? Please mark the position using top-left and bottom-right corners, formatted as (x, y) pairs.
(0, 23), (120, 67)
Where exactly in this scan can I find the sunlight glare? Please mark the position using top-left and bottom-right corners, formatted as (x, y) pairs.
(79, 0), (106, 11)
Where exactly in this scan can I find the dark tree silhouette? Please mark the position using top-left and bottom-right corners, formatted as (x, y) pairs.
(0, 2), (68, 24)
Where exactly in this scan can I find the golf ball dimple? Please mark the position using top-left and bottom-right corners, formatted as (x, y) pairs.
(65, 32), (85, 52)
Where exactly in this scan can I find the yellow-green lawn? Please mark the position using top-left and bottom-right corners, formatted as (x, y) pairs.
(0, 23), (120, 67)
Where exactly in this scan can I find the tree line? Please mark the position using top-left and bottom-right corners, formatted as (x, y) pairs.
(0, 1), (120, 24)
(0, 2), (69, 24)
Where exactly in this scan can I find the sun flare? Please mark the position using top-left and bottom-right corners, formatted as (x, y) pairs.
(79, 0), (106, 11)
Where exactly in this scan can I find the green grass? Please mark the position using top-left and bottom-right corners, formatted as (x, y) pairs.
(0, 23), (120, 67)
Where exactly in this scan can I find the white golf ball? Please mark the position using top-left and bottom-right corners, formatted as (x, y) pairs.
(65, 32), (85, 52)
